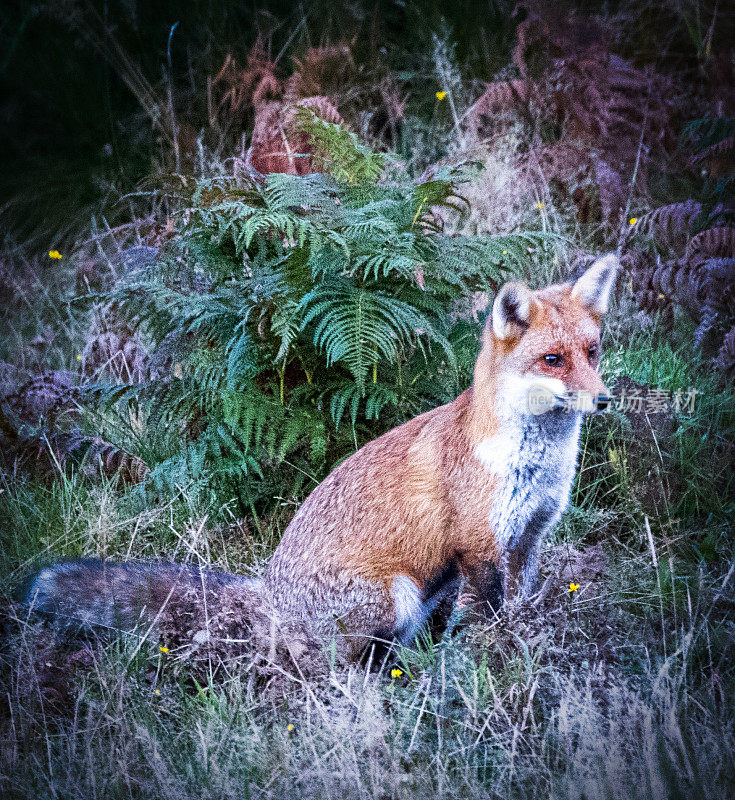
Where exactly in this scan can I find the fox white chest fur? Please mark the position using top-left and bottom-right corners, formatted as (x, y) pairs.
(474, 380), (583, 597)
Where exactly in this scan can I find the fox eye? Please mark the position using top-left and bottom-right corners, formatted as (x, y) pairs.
(588, 344), (599, 361)
(543, 353), (563, 367)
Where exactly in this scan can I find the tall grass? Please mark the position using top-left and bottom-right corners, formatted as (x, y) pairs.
(3, 524), (733, 799)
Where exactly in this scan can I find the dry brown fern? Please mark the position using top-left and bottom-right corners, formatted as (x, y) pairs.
(691, 258), (735, 309)
(82, 320), (150, 383)
(48, 431), (149, 483)
(210, 40), (282, 122)
(689, 135), (735, 166)
(628, 253), (734, 314)
(247, 97), (344, 176)
(0, 370), (148, 482)
(634, 201), (703, 249)
(624, 251), (676, 325)
(626, 249), (735, 362)
(467, 79), (533, 124)
(686, 225), (735, 264)
(286, 43), (355, 100)
(714, 325), (735, 376)
(466, 1), (675, 229)
(511, 1), (609, 80)
(211, 39), (400, 158)
(473, 1), (674, 158)
(211, 41), (354, 125)
(2, 370), (81, 427)
(295, 96), (343, 125)
(289, 42), (404, 148)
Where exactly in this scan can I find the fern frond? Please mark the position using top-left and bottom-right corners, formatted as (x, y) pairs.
(263, 171), (338, 212)
(270, 300), (301, 362)
(300, 280), (453, 389)
(686, 226), (735, 264)
(327, 381), (399, 428)
(226, 322), (257, 391)
(82, 133), (542, 510)
(635, 201), (703, 244)
(294, 106), (386, 185)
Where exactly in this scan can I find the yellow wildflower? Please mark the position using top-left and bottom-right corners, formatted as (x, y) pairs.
(435, 91), (446, 101)
(658, 293), (665, 299)
(76, 354), (82, 361)
(535, 201), (544, 210)
(287, 723), (294, 732)
(154, 689), (161, 696)
(503, 250), (507, 255)
(159, 646), (169, 653)
(569, 583), (580, 593)
(48, 250), (62, 260)
(391, 668), (403, 679)
(629, 217), (637, 226)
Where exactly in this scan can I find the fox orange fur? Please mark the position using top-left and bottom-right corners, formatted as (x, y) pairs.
(26, 254), (619, 661)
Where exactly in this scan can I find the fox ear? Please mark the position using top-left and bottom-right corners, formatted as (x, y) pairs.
(571, 253), (619, 314)
(492, 281), (535, 339)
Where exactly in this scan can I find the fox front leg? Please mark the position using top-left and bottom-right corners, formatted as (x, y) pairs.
(505, 536), (541, 600)
(504, 502), (558, 601)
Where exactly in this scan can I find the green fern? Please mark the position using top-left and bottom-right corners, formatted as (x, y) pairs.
(88, 122), (550, 512)
(300, 279), (453, 389)
(293, 106), (386, 185)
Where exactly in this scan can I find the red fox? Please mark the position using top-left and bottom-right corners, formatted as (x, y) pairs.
(26, 254), (618, 661)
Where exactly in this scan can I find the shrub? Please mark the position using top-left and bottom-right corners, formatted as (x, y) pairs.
(90, 115), (547, 512)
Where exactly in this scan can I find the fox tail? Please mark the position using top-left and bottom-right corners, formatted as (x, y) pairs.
(24, 558), (263, 634)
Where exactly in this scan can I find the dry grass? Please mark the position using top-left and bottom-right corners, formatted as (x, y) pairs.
(1, 485), (733, 800)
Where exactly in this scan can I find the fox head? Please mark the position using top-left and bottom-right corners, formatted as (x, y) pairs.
(474, 253), (619, 417)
